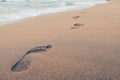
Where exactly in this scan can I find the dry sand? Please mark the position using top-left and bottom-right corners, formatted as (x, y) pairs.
(0, 0), (120, 80)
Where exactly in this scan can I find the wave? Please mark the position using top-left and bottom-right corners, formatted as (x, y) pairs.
(0, 0), (106, 25)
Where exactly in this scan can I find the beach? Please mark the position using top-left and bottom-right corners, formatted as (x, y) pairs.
(0, 0), (120, 80)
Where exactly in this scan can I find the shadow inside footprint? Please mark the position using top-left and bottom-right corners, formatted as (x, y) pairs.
(11, 45), (52, 72)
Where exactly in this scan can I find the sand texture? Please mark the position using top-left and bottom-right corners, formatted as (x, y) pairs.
(0, 0), (120, 80)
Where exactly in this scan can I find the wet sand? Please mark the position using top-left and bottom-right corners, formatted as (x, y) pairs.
(0, 0), (120, 80)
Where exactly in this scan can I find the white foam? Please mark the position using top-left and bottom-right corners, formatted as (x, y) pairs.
(0, 0), (106, 25)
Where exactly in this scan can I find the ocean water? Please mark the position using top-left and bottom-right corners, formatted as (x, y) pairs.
(0, 0), (106, 24)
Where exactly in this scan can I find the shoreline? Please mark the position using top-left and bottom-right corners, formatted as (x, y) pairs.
(0, 1), (106, 26)
(0, 0), (120, 80)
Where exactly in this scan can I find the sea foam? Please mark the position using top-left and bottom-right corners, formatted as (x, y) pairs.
(0, 0), (106, 25)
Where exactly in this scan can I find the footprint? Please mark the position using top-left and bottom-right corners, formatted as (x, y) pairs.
(74, 23), (84, 26)
(11, 45), (52, 72)
(73, 16), (80, 19)
(71, 23), (84, 29)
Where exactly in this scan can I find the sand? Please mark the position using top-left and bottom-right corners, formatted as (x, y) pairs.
(0, 0), (120, 80)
